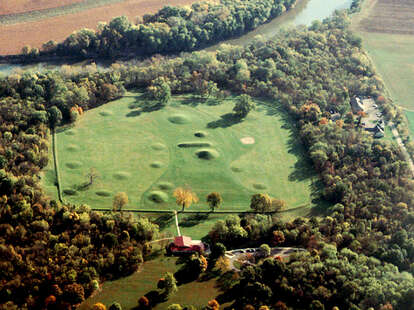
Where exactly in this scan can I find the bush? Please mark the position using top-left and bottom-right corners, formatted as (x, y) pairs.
(109, 302), (122, 310)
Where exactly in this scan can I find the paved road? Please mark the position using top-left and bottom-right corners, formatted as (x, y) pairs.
(390, 123), (414, 177)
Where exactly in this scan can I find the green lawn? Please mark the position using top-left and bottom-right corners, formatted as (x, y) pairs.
(42, 92), (318, 237)
(79, 256), (224, 310)
(356, 32), (414, 111)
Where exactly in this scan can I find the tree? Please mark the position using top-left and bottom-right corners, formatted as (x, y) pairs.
(250, 193), (272, 213)
(233, 94), (256, 118)
(92, 303), (107, 310)
(113, 192), (128, 212)
(162, 272), (177, 298)
(48, 106), (62, 128)
(86, 167), (99, 186)
(109, 303), (122, 310)
(207, 192), (223, 212)
(173, 187), (198, 212)
(260, 244), (271, 257)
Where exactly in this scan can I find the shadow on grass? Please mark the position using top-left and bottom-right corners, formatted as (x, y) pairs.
(179, 213), (211, 228)
(207, 113), (243, 129)
(126, 98), (165, 117)
(153, 214), (174, 230)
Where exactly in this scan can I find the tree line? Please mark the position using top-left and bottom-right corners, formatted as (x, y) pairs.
(21, 0), (296, 59)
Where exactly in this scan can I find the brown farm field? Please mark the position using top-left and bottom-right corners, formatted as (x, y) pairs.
(357, 0), (414, 35)
(0, 0), (84, 15)
(0, 0), (197, 55)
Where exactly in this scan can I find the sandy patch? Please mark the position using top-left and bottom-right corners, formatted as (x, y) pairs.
(241, 137), (255, 144)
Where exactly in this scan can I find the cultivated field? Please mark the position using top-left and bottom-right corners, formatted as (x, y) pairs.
(0, 0), (84, 15)
(43, 93), (315, 213)
(0, 0), (197, 55)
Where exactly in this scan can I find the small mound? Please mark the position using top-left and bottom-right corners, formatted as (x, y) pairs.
(253, 183), (267, 190)
(178, 142), (212, 148)
(147, 191), (169, 203)
(66, 144), (79, 152)
(63, 189), (77, 196)
(66, 161), (82, 169)
(241, 137), (255, 145)
(168, 114), (190, 124)
(158, 182), (174, 190)
(151, 143), (166, 151)
(99, 111), (113, 116)
(150, 161), (163, 168)
(195, 148), (219, 160)
(113, 171), (131, 180)
(231, 166), (243, 173)
(96, 190), (112, 197)
(65, 130), (76, 136)
(194, 131), (208, 138)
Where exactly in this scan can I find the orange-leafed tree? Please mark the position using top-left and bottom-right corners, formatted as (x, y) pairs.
(207, 299), (220, 310)
(92, 303), (106, 310)
(173, 187), (198, 212)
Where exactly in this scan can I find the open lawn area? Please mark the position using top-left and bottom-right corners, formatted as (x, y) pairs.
(79, 256), (224, 310)
(42, 92), (317, 236)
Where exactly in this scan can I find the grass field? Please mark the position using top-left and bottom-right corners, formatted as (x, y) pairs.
(79, 255), (225, 310)
(42, 92), (317, 236)
(0, 0), (197, 55)
(43, 92), (315, 210)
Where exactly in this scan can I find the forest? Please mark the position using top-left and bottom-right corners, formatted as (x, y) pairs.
(1, 2), (414, 309)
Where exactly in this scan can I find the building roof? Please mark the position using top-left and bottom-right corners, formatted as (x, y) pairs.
(174, 236), (193, 247)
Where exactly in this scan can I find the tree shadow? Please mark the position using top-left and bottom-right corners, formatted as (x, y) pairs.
(153, 214), (174, 230)
(126, 99), (164, 117)
(180, 213), (210, 227)
(207, 113), (242, 129)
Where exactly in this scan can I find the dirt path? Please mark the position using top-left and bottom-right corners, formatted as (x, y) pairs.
(0, 0), (198, 55)
(390, 122), (414, 177)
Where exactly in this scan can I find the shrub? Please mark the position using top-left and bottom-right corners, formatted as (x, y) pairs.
(109, 302), (122, 310)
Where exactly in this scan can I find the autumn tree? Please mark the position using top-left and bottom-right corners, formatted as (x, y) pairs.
(250, 193), (272, 213)
(173, 187), (198, 212)
(113, 192), (128, 212)
(207, 192), (223, 212)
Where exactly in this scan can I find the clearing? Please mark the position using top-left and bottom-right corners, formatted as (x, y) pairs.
(79, 256), (224, 310)
(42, 92), (317, 236)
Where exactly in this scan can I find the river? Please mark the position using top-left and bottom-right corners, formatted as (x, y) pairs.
(0, 0), (352, 75)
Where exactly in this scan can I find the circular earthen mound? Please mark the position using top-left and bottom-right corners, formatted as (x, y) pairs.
(194, 131), (208, 138)
(113, 171), (131, 180)
(150, 161), (163, 168)
(63, 189), (77, 196)
(168, 114), (191, 124)
(95, 190), (112, 197)
(66, 144), (79, 152)
(241, 137), (255, 144)
(231, 166), (243, 173)
(147, 191), (169, 203)
(65, 130), (76, 136)
(151, 143), (166, 151)
(195, 148), (219, 160)
(66, 161), (82, 169)
(99, 111), (113, 116)
(253, 183), (267, 190)
(158, 182), (174, 190)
